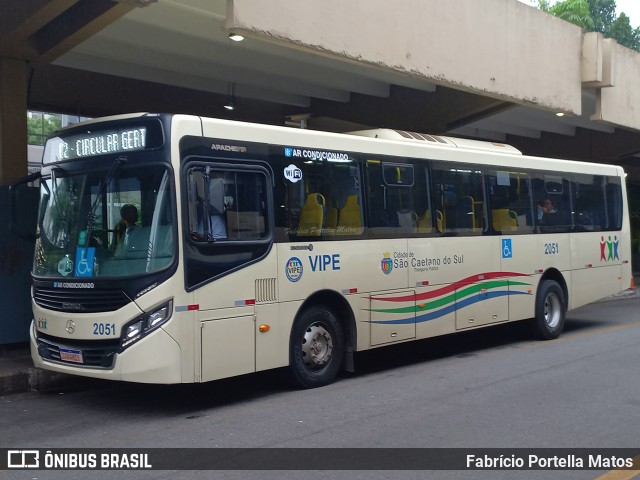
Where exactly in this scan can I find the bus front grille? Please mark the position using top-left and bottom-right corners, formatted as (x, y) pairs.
(34, 287), (130, 313)
(36, 332), (119, 369)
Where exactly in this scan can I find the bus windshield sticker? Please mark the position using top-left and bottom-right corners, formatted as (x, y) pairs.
(497, 171), (510, 186)
(57, 255), (74, 276)
(74, 247), (96, 277)
(284, 164), (303, 183)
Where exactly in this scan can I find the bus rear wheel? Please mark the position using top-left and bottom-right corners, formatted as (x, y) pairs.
(289, 306), (344, 388)
(532, 279), (566, 340)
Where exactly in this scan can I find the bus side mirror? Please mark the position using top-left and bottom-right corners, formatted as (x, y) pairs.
(8, 171), (41, 241)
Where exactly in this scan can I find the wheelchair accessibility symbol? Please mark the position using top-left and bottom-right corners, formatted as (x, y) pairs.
(74, 247), (96, 277)
(502, 239), (513, 259)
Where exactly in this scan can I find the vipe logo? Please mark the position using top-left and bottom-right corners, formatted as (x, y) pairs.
(285, 257), (303, 282)
(7, 450), (40, 468)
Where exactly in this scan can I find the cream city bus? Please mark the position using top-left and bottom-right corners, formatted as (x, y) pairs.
(22, 113), (631, 388)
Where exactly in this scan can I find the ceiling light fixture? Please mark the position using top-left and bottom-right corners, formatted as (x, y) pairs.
(228, 33), (244, 42)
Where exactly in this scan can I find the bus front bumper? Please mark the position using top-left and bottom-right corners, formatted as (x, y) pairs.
(30, 320), (183, 384)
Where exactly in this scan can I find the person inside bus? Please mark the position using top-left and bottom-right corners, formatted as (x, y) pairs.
(202, 214), (227, 240)
(538, 198), (561, 229)
(113, 204), (138, 248)
(194, 177), (227, 240)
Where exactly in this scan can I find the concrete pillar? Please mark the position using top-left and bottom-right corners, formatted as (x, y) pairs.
(0, 57), (28, 186)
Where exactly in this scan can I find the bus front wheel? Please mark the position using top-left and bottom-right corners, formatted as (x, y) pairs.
(532, 280), (566, 340)
(289, 306), (344, 388)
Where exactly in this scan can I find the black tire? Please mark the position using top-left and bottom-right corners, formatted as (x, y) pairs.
(532, 280), (566, 340)
(289, 306), (344, 388)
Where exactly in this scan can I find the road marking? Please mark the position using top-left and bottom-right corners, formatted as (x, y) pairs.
(593, 456), (640, 480)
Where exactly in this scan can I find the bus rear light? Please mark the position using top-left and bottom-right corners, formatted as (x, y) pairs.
(416, 281), (429, 286)
(342, 288), (358, 294)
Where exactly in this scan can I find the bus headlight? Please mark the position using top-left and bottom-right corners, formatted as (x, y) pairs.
(148, 304), (170, 329)
(121, 300), (173, 350)
(126, 321), (143, 338)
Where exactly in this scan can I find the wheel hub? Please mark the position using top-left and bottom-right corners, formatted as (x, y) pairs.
(301, 324), (333, 368)
(544, 292), (561, 328)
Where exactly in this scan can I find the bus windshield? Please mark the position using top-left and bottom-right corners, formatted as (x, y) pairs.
(34, 164), (174, 278)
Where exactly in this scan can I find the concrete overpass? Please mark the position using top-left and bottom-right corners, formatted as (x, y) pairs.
(1, 0), (640, 185)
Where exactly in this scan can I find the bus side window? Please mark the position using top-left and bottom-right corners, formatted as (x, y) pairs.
(605, 178), (623, 230)
(366, 159), (421, 236)
(487, 170), (534, 234)
(187, 168), (268, 242)
(533, 175), (572, 233)
(431, 163), (485, 235)
(572, 174), (606, 231)
(273, 150), (363, 239)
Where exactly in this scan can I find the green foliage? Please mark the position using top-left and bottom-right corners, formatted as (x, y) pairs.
(538, 0), (553, 12)
(27, 114), (61, 145)
(549, 0), (596, 30)
(538, 0), (640, 52)
(587, 0), (616, 34)
(609, 12), (640, 50)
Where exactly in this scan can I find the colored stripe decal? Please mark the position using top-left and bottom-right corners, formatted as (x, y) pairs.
(371, 271), (531, 302)
(369, 290), (530, 325)
(370, 280), (530, 315)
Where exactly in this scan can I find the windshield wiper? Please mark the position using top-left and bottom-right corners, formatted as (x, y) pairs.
(84, 157), (126, 246)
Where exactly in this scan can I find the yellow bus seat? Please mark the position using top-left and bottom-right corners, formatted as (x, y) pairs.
(325, 200), (338, 235)
(492, 208), (518, 232)
(337, 195), (362, 235)
(417, 211), (432, 233)
(436, 209), (444, 232)
(297, 193), (325, 236)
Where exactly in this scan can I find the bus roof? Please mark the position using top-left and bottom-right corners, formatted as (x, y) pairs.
(346, 129), (522, 155)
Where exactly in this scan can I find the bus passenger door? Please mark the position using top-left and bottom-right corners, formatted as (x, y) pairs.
(370, 289), (416, 346)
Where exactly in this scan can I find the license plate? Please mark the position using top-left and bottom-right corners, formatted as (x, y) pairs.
(59, 348), (83, 364)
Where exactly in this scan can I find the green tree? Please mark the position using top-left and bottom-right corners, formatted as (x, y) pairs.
(609, 12), (640, 50)
(549, 0), (595, 30)
(27, 114), (61, 145)
(587, 0), (616, 35)
(539, 0), (640, 52)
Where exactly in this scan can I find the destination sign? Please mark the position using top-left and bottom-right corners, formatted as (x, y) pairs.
(57, 127), (146, 160)
(43, 120), (164, 164)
